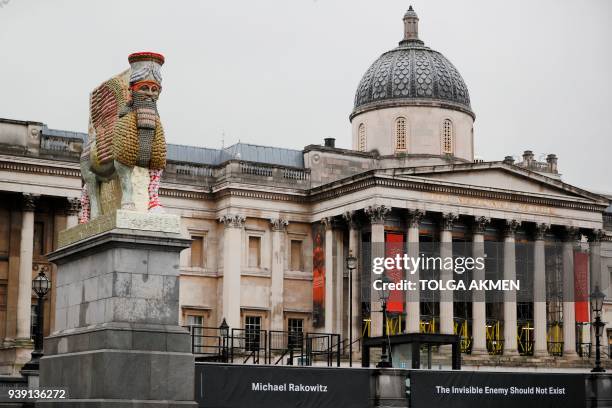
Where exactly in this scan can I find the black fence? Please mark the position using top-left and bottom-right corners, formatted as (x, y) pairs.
(184, 325), (342, 367)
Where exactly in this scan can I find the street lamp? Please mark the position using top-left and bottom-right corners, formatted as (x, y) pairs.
(345, 251), (358, 367)
(377, 275), (392, 368)
(219, 318), (230, 363)
(22, 265), (51, 373)
(590, 286), (606, 373)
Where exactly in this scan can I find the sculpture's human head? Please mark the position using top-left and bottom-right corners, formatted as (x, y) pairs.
(128, 52), (164, 104)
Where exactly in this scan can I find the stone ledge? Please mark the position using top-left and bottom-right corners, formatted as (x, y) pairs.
(58, 210), (182, 248)
(44, 323), (191, 355)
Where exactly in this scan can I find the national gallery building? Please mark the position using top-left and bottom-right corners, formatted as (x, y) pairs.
(0, 8), (610, 374)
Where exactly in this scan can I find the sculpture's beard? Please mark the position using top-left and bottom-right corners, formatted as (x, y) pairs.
(132, 93), (158, 130)
(131, 93), (158, 167)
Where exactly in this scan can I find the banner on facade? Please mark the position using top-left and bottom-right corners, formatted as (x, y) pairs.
(312, 223), (326, 328)
(195, 364), (370, 408)
(385, 232), (405, 313)
(410, 370), (585, 408)
(574, 250), (589, 323)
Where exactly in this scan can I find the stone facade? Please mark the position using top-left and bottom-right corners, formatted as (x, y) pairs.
(0, 116), (610, 373)
(0, 7), (611, 375)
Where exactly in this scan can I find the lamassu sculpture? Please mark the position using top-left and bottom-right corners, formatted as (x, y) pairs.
(80, 52), (167, 222)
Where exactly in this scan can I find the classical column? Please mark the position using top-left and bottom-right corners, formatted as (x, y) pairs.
(365, 205), (389, 339)
(270, 218), (288, 331)
(471, 216), (489, 355)
(334, 226), (344, 335)
(533, 223), (549, 356)
(562, 226), (579, 357)
(322, 217), (334, 334)
(588, 230), (604, 292)
(16, 194), (37, 342)
(219, 214), (245, 329)
(439, 213), (457, 335)
(503, 219), (520, 355)
(588, 229), (604, 349)
(406, 209), (423, 333)
(66, 197), (80, 229)
(343, 211), (361, 350)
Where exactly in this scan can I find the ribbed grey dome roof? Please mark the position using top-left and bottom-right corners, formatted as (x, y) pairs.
(351, 7), (473, 119)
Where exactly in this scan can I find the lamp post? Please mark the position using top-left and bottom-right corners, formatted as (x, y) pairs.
(346, 251), (357, 367)
(219, 318), (229, 363)
(377, 275), (392, 368)
(21, 265), (51, 373)
(590, 286), (606, 373)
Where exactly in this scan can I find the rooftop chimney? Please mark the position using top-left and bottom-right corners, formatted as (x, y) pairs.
(503, 156), (515, 165)
(324, 138), (336, 148)
(546, 154), (558, 173)
(522, 150), (534, 164)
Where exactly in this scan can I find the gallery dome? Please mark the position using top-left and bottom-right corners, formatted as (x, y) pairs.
(351, 6), (473, 119)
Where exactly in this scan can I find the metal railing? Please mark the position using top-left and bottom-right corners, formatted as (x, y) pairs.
(304, 333), (341, 367)
(547, 341), (564, 356)
(185, 326), (341, 366)
(578, 342), (592, 358)
(230, 328), (268, 364)
(183, 325), (229, 362)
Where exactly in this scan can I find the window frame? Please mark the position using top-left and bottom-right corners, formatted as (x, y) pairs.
(357, 123), (367, 152)
(394, 117), (407, 152)
(441, 118), (454, 155)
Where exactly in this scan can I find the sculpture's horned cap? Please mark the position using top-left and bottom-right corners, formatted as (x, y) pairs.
(128, 52), (165, 65)
(128, 52), (165, 85)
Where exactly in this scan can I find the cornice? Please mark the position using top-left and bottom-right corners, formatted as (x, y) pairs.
(309, 173), (608, 212)
(0, 158), (80, 178)
(2, 155), (606, 214)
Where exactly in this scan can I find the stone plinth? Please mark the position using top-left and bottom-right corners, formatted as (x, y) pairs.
(38, 213), (196, 407)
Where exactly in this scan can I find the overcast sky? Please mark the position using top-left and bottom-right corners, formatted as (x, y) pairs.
(0, 0), (610, 191)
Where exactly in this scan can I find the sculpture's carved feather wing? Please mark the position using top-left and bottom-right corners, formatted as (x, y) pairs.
(87, 72), (129, 165)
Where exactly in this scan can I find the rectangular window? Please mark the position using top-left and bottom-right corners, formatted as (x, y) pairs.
(30, 304), (37, 340)
(33, 222), (44, 257)
(288, 318), (304, 349)
(0, 282), (6, 311)
(608, 329), (612, 360)
(186, 314), (204, 352)
(245, 315), (261, 351)
(290, 240), (303, 271)
(248, 236), (261, 268)
(190, 235), (205, 268)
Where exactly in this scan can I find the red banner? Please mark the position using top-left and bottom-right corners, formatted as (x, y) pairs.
(574, 251), (589, 323)
(385, 232), (404, 313)
(312, 224), (325, 328)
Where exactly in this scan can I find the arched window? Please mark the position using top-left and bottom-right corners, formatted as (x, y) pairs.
(395, 117), (407, 151)
(442, 119), (454, 154)
(358, 123), (367, 152)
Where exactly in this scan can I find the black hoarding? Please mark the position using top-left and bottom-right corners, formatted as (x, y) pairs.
(410, 370), (586, 408)
(195, 364), (370, 408)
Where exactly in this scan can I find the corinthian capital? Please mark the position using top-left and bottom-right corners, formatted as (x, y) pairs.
(587, 229), (605, 243)
(473, 216), (490, 235)
(22, 194), (39, 212)
(365, 205), (389, 225)
(534, 223), (550, 240)
(561, 226), (581, 243)
(342, 211), (360, 230)
(441, 212), (458, 231)
(270, 217), (289, 232)
(66, 197), (81, 216)
(504, 219), (521, 237)
(219, 214), (246, 229)
(407, 209), (424, 229)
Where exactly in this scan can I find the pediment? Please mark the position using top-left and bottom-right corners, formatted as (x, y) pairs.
(393, 164), (605, 203)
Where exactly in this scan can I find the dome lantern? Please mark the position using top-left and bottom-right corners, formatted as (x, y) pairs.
(401, 5), (422, 45)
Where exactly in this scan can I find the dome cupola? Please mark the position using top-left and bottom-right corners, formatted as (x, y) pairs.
(352, 6), (472, 119)
(351, 7), (475, 163)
